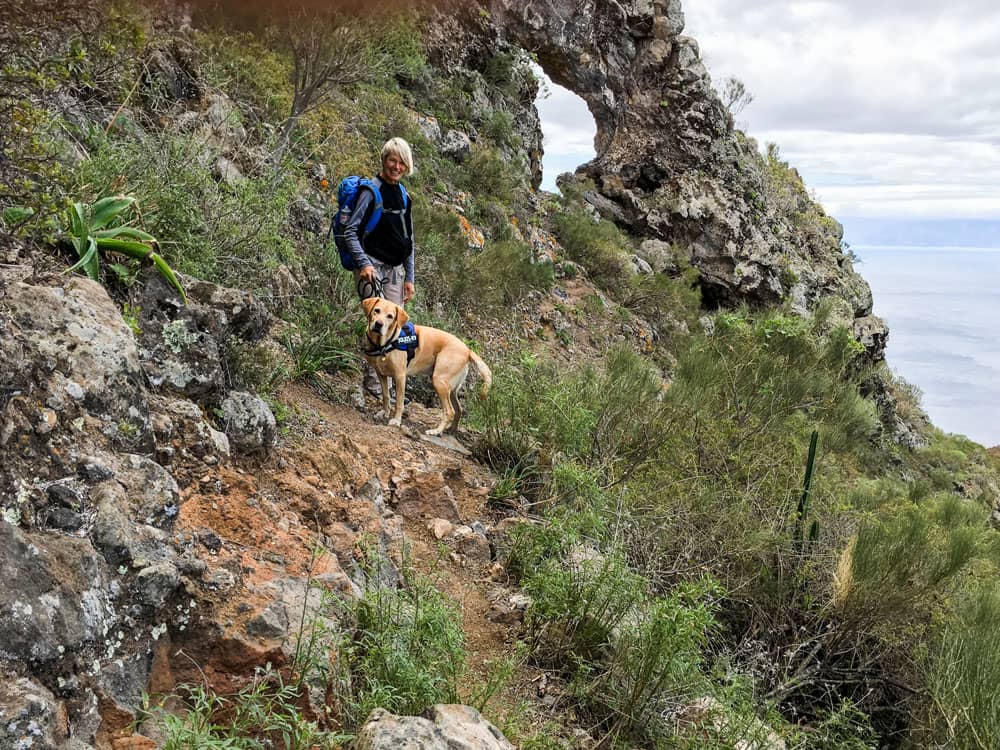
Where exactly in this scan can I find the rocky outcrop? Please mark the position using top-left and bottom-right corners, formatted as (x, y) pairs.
(420, 20), (543, 186)
(136, 272), (271, 404)
(218, 391), (277, 455)
(429, 0), (875, 325)
(357, 705), (515, 750)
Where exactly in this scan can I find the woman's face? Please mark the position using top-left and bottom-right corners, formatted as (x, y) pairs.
(381, 153), (408, 184)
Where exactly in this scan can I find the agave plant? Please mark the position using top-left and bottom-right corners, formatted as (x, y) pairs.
(66, 196), (186, 303)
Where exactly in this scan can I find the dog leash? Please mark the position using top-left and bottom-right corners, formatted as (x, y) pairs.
(356, 274), (386, 301)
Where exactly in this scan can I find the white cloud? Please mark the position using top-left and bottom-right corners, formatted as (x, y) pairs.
(684, 0), (1000, 222)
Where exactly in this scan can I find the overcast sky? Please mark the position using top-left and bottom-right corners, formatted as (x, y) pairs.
(536, 1), (1000, 246)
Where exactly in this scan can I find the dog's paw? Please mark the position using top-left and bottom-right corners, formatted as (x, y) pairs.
(388, 417), (402, 427)
(425, 427), (444, 436)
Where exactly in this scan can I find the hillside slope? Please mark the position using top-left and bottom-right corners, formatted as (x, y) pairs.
(2, 1), (1000, 749)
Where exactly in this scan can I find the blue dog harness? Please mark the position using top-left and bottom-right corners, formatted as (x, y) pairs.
(365, 321), (418, 364)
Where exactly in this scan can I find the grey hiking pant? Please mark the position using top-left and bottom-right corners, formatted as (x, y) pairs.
(355, 258), (404, 305)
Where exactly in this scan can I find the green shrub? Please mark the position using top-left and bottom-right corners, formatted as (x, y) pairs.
(619, 265), (702, 340)
(551, 205), (632, 288)
(333, 569), (466, 729)
(474, 346), (670, 494)
(74, 128), (299, 292)
(285, 296), (357, 379)
(481, 110), (518, 150)
(457, 146), (522, 207)
(927, 584), (1000, 747)
(455, 240), (553, 309)
(840, 493), (989, 621)
(511, 514), (723, 745)
(197, 30), (294, 123)
(144, 664), (346, 750)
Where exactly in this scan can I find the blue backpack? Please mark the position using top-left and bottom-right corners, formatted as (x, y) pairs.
(329, 176), (409, 270)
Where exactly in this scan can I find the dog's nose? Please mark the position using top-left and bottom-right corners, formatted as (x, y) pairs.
(372, 322), (382, 332)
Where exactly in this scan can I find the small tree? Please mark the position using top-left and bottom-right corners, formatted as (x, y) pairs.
(269, 1), (387, 166)
(721, 75), (753, 115)
(195, 0), (388, 167)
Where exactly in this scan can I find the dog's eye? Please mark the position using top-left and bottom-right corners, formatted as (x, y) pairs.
(387, 313), (394, 320)
(373, 308), (380, 314)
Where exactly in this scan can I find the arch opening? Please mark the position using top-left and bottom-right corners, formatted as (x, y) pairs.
(531, 64), (597, 193)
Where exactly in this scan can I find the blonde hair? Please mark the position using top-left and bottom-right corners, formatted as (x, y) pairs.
(381, 137), (415, 176)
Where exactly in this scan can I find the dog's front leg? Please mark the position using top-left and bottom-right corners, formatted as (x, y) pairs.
(389, 373), (406, 427)
(378, 372), (391, 416)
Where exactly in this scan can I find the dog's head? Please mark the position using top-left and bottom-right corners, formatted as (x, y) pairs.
(362, 296), (409, 343)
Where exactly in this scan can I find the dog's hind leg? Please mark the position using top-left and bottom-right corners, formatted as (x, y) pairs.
(427, 374), (455, 436)
(447, 391), (463, 435)
(446, 369), (468, 435)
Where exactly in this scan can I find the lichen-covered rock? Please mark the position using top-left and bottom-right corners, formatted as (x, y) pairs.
(137, 272), (271, 402)
(852, 314), (889, 362)
(439, 129), (472, 161)
(118, 453), (183, 528)
(0, 521), (115, 665)
(637, 238), (683, 275)
(357, 705), (514, 750)
(0, 677), (70, 750)
(0, 276), (152, 464)
(148, 393), (230, 468)
(134, 562), (181, 609)
(219, 391), (277, 454)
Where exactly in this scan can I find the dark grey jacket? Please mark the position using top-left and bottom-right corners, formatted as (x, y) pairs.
(342, 177), (415, 283)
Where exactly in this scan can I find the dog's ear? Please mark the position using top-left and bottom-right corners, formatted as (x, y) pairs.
(395, 303), (409, 327)
(361, 297), (379, 318)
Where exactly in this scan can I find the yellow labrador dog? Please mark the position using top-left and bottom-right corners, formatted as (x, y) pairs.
(361, 297), (492, 435)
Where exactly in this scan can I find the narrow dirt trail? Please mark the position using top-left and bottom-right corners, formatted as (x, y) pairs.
(172, 379), (523, 701)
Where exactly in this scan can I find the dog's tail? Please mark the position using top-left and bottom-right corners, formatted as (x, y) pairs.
(469, 350), (492, 399)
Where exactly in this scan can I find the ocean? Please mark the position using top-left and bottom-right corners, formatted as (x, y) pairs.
(852, 245), (1000, 448)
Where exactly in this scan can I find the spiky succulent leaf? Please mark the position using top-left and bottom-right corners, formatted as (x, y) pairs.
(67, 237), (99, 280)
(89, 195), (135, 230)
(69, 202), (88, 243)
(149, 253), (187, 303)
(94, 225), (156, 241)
(95, 237), (155, 259)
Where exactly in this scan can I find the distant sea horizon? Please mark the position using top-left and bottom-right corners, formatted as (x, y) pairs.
(851, 244), (1000, 448)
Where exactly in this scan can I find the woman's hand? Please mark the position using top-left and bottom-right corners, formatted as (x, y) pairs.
(359, 265), (377, 283)
(403, 281), (415, 303)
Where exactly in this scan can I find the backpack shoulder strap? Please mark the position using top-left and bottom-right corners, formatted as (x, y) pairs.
(358, 177), (383, 235)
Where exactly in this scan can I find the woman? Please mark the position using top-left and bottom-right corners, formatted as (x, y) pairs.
(342, 137), (416, 306)
(342, 137), (415, 397)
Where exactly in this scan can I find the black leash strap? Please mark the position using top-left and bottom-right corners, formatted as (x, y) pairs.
(356, 274), (385, 300)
